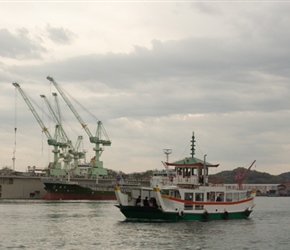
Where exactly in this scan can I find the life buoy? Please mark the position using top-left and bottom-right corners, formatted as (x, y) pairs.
(244, 209), (250, 217)
(178, 210), (184, 217)
(203, 211), (209, 220)
(223, 211), (229, 220)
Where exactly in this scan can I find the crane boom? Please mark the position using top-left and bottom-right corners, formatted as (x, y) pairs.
(235, 160), (256, 189)
(12, 82), (63, 174)
(46, 76), (93, 138)
(46, 76), (111, 176)
(40, 94), (71, 148)
(13, 83), (54, 143)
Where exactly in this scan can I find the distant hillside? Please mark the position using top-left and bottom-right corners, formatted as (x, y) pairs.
(209, 168), (290, 184)
(114, 168), (290, 184)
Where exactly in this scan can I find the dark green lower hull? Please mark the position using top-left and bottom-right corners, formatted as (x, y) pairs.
(116, 205), (252, 221)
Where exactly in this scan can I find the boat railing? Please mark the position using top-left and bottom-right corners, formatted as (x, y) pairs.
(151, 175), (203, 187)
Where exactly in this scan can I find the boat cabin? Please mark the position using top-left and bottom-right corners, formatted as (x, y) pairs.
(151, 161), (219, 188)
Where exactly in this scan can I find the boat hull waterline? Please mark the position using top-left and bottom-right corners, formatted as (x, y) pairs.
(115, 205), (253, 221)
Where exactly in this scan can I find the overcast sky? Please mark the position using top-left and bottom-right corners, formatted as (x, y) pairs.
(1, 1), (290, 176)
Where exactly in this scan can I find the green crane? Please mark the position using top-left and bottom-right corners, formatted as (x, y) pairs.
(12, 82), (66, 176)
(40, 94), (85, 174)
(46, 76), (111, 176)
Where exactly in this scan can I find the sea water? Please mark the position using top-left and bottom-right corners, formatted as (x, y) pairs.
(0, 197), (289, 250)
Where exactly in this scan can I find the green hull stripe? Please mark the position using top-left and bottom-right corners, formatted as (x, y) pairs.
(117, 206), (252, 221)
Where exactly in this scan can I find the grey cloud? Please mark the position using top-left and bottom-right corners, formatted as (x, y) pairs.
(191, 2), (222, 15)
(5, 33), (290, 122)
(0, 28), (46, 59)
(46, 25), (76, 44)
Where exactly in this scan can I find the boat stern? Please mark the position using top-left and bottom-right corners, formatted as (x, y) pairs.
(114, 186), (131, 206)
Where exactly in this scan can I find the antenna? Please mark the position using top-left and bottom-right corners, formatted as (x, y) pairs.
(163, 149), (172, 162)
(13, 87), (17, 171)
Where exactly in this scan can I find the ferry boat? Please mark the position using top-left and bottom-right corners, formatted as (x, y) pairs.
(114, 133), (256, 221)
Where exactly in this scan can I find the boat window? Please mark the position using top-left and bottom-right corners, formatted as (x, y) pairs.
(168, 190), (181, 198)
(184, 192), (193, 210)
(207, 192), (215, 201)
(160, 189), (169, 195)
(195, 193), (204, 210)
(233, 192), (239, 201)
(184, 192), (193, 201)
(195, 193), (204, 201)
(216, 192), (224, 202)
(191, 168), (195, 176)
(226, 193), (232, 202)
(239, 192), (246, 200)
(185, 168), (191, 177)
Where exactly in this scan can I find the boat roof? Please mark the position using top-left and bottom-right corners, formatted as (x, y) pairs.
(165, 156), (219, 168)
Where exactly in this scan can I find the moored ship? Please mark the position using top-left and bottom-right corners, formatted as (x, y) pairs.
(42, 179), (116, 200)
(42, 177), (142, 200)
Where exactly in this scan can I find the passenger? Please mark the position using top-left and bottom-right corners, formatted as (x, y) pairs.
(199, 175), (204, 184)
(196, 194), (201, 201)
(150, 197), (158, 208)
(143, 196), (149, 207)
(216, 194), (222, 202)
(136, 195), (141, 206)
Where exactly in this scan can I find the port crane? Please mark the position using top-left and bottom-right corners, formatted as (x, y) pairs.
(40, 94), (85, 174)
(47, 76), (111, 176)
(235, 160), (256, 189)
(52, 92), (86, 165)
(12, 82), (66, 176)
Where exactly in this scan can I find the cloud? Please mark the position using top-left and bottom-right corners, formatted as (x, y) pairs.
(1, 2), (290, 175)
(46, 24), (76, 44)
(0, 28), (46, 59)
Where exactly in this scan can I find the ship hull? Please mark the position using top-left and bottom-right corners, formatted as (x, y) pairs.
(43, 180), (116, 200)
(116, 205), (252, 221)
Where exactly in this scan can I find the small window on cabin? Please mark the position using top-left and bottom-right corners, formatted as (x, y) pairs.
(191, 168), (195, 176)
(160, 189), (169, 195)
(177, 168), (182, 176)
(195, 193), (204, 201)
(175, 191), (181, 199)
(184, 193), (193, 201)
(226, 193), (232, 202)
(233, 192), (239, 201)
(207, 192), (215, 201)
(239, 192), (246, 200)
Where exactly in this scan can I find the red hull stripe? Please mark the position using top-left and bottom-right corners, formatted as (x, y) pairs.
(168, 196), (253, 205)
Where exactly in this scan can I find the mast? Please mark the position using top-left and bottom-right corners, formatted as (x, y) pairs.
(191, 131), (195, 158)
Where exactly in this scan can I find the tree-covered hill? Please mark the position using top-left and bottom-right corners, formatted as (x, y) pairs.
(209, 168), (290, 184)
(111, 168), (290, 184)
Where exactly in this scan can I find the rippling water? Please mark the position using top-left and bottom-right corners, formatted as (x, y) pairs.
(0, 197), (289, 250)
